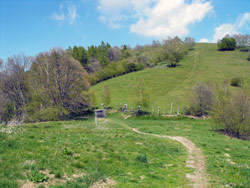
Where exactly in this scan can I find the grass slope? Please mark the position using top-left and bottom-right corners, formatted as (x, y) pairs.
(91, 43), (250, 112)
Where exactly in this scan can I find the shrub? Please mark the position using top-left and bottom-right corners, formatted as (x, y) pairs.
(218, 37), (236, 51)
(28, 170), (48, 183)
(212, 90), (250, 140)
(63, 148), (73, 156)
(136, 154), (148, 164)
(231, 77), (242, 87)
(185, 83), (214, 116)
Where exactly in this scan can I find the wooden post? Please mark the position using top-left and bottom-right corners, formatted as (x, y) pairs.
(124, 104), (127, 112)
(171, 102), (173, 115)
(120, 103), (122, 111)
(158, 106), (160, 116)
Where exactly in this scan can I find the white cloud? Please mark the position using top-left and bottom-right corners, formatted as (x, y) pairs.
(97, 0), (213, 38)
(51, 13), (65, 21)
(199, 38), (209, 43)
(212, 12), (250, 42)
(51, 3), (78, 24)
(68, 5), (77, 24)
(212, 24), (239, 43)
(236, 12), (250, 29)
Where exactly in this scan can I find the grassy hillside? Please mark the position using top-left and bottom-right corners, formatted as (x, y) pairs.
(91, 43), (250, 113)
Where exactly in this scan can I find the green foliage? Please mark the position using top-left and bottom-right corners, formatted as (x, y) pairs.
(71, 46), (89, 68)
(121, 45), (131, 59)
(63, 148), (73, 156)
(0, 102), (15, 123)
(212, 90), (250, 140)
(88, 60), (143, 85)
(231, 77), (242, 87)
(135, 154), (148, 164)
(217, 37), (236, 51)
(28, 106), (69, 122)
(28, 171), (48, 183)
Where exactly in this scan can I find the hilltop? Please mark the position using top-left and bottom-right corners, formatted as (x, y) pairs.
(91, 43), (250, 112)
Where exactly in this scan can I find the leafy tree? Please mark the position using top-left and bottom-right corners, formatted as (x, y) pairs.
(71, 46), (89, 68)
(218, 37), (236, 51)
(163, 37), (187, 67)
(30, 48), (90, 118)
(88, 45), (98, 58)
(121, 45), (131, 59)
(102, 85), (111, 107)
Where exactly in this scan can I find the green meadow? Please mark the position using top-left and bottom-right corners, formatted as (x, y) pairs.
(1, 114), (250, 187)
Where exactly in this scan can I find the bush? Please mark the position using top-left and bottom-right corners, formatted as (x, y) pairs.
(28, 170), (48, 183)
(231, 77), (242, 87)
(27, 106), (69, 122)
(63, 148), (73, 156)
(218, 37), (236, 51)
(185, 83), (213, 116)
(212, 90), (250, 140)
(136, 154), (148, 164)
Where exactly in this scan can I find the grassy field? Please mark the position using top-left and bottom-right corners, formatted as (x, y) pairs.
(90, 43), (250, 112)
(0, 116), (190, 188)
(1, 113), (250, 187)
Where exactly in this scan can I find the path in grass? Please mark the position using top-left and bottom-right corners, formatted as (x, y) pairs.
(131, 128), (208, 188)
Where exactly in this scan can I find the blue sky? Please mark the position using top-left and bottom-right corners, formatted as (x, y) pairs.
(0, 0), (250, 60)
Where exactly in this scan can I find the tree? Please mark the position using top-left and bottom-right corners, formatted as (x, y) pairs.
(102, 85), (111, 107)
(121, 45), (131, 59)
(163, 37), (187, 67)
(30, 48), (90, 116)
(71, 46), (89, 68)
(184, 37), (195, 50)
(108, 46), (121, 62)
(217, 37), (236, 51)
(212, 89), (250, 140)
(185, 83), (214, 116)
(133, 79), (150, 109)
(232, 34), (250, 49)
(0, 54), (32, 120)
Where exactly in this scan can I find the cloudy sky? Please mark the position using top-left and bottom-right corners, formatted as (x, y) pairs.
(0, 0), (250, 60)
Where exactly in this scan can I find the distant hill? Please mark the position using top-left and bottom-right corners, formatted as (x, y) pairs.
(90, 43), (250, 113)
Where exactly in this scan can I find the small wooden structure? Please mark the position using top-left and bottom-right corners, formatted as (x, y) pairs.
(94, 109), (107, 126)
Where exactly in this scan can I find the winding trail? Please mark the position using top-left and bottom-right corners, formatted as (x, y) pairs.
(116, 120), (208, 187)
(132, 128), (208, 188)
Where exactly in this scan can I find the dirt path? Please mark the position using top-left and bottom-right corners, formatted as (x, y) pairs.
(132, 128), (208, 188)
